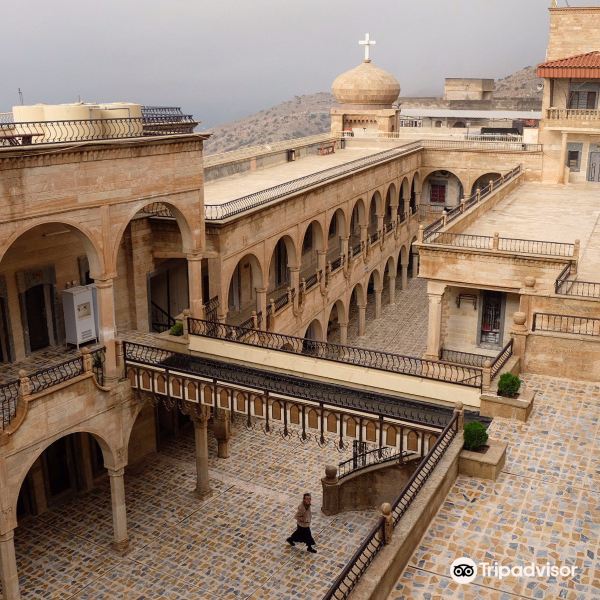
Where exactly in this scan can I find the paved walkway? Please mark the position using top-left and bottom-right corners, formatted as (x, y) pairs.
(8, 419), (376, 599)
(347, 276), (428, 357)
(389, 374), (600, 599)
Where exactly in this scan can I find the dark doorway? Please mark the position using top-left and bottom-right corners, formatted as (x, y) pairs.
(25, 284), (49, 351)
(480, 292), (504, 346)
(588, 152), (600, 183)
(0, 297), (11, 362)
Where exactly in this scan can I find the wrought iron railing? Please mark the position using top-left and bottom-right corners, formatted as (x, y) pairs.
(28, 356), (85, 394)
(204, 295), (220, 321)
(0, 380), (20, 431)
(0, 115), (197, 147)
(489, 339), (514, 379)
(90, 347), (106, 386)
(188, 318), (483, 388)
(532, 312), (600, 337)
(140, 202), (173, 218)
(554, 263), (600, 298)
(440, 348), (489, 367)
(323, 413), (459, 600)
(338, 446), (417, 480)
(204, 142), (422, 220)
(151, 301), (176, 333)
(331, 255), (344, 272)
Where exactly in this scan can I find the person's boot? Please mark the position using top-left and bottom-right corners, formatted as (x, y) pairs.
(307, 546), (317, 553)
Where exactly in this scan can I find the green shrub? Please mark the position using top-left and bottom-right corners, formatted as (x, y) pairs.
(169, 322), (183, 336)
(497, 373), (522, 398)
(463, 422), (488, 451)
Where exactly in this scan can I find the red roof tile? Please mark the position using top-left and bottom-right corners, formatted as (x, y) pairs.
(537, 52), (600, 78)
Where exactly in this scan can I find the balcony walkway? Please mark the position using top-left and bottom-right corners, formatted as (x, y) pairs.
(6, 419), (377, 599)
(389, 374), (600, 599)
(459, 182), (600, 281)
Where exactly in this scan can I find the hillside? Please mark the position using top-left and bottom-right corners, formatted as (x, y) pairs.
(202, 67), (543, 155)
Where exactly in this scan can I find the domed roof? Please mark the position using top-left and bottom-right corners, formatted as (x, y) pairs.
(332, 60), (400, 107)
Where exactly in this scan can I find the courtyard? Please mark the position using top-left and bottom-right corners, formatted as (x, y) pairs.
(390, 374), (600, 599)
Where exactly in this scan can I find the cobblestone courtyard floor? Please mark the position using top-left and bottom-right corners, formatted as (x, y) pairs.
(9, 421), (377, 599)
(347, 276), (428, 357)
(389, 374), (600, 599)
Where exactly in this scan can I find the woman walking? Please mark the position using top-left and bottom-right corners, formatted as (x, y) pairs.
(286, 493), (317, 553)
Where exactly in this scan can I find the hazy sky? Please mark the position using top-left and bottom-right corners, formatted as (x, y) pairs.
(3, 0), (599, 128)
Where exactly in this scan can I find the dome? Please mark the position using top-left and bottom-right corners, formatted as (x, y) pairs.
(332, 60), (400, 108)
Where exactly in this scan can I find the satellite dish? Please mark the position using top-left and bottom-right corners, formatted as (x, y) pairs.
(536, 83), (544, 92)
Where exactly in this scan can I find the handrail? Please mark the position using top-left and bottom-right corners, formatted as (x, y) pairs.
(532, 312), (600, 337)
(27, 356), (85, 394)
(187, 318), (483, 388)
(338, 447), (418, 480)
(440, 348), (489, 367)
(323, 413), (459, 600)
(554, 263), (600, 298)
(0, 380), (20, 431)
(150, 301), (176, 333)
(489, 339), (513, 379)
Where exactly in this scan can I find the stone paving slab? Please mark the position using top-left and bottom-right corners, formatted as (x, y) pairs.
(7, 419), (378, 599)
(388, 374), (600, 600)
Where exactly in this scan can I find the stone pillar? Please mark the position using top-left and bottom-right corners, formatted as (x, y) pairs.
(187, 253), (203, 318)
(213, 410), (231, 459)
(129, 218), (153, 332)
(425, 283), (445, 360)
(482, 360), (492, 391)
(376, 214), (384, 236)
(107, 468), (128, 552)
(358, 303), (367, 337)
(340, 236), (349, 261)
(401, 264), (409, 290)
(290, 267), (300, 309)
(411, 251), (419, 278)
(320, 465), (339, 516)
(360, 224), (368, 247)
(193, 409), (212, 499)
(559, 131), (568, 184)
(374, 287), (383, 319)
(317, 251), (327, 290)
(453, 401), (465, 430)
(339, 321), (348, 345)
(255, 287), (267, 329)
(0, 531), (19, 600)
(95, 278), (119, 383)
(381, 503), (393, 544)
(511, 312), (528, 360)
(388, 275), (396, 305)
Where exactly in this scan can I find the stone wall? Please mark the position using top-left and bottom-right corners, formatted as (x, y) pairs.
(546, 7), (600, 62)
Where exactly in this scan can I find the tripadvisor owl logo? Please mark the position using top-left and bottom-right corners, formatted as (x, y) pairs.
(450, 557), (477, 584)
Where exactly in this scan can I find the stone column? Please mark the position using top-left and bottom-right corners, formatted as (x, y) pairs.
(213, 410), (231, 459)
(376, 214), (384, 236)
(358, 303), (367, 337)
(401, 264), (409, 290)
(193, 409), (212, 499)
(317, 251), (327, 290)
(187, 253), (203, 318)
(339, 321), (348, 345)
(360, 224), (368, 247)
(129, 218), (153, 332)
(0, 530), (19, 600)
(107, 467), (128, 552)
(559, 131), (568, 184)
(340, 236), (349, 261)
(388, 275), (397, 305)
(511, 312), (528, 360)
(374, 287), (383, 319)
(425, 283), (445, 360)
(95, 278), (119, 383)
(411, 251), (419, 278)
(289, 266), (300, 309)
(255, 287), (267, 329)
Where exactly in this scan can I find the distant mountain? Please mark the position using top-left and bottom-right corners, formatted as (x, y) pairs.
(202, 67), (543, 155)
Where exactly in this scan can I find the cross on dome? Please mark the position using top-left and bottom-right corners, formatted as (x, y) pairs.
(359, 33), (376, 62)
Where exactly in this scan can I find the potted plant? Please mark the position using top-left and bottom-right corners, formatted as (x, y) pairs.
(497, 373), (522, 398)
(169, 322), (184, 336)
(463, 422), (488, 452)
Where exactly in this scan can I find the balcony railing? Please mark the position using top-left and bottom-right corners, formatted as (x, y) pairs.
(187, 318), (483, 388)
(0, 114), (197, 147)
(532, 312), (600, 337)
(554, 263), (600, 298)
(546, 108), (600, 121)
(338, 446), (417, 480)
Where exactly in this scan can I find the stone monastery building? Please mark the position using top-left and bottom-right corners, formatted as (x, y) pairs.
(0, 4), (598, 600)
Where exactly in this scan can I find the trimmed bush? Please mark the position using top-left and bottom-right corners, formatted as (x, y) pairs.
(169, 322), (184, 336)
(463, 422), (488, 451)
(497, 372), (521, 398)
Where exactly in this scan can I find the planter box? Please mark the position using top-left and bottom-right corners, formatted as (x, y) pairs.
(459, 439), (507, 481)
(479, 388), (535, 422)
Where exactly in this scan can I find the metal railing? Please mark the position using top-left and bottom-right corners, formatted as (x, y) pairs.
(188, 318), (483, 388)
(338, 446), (417, 480)
(0, 380), (20, 431)
(554, 264), (600, 298)
(90, 347), (106, 386)
(204, 142), (422, 220)
(490, 339), (514, 379)
(204, 295), (220, 321)
(497, 237), (574, 257)
(0, 115), (197, 147)
(151, 301), (176, 333)
(323, 413), (459, 600)
(27, 356), (85, 394)
(532, 312), (600, 337)
(440, 348), (489, 367)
